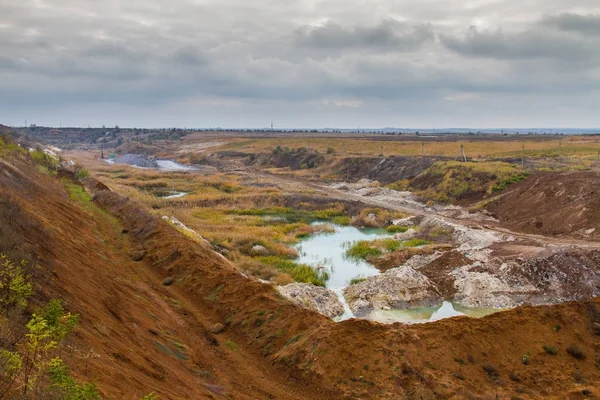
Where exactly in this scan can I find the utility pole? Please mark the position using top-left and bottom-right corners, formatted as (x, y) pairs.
(101, 139), (104, 159)
(455, 144), (467, 162)
(521, 144), (525, 169)
(421, 143), (424, 158)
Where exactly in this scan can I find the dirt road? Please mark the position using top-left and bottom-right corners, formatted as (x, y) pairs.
(240, 166), (600, 250)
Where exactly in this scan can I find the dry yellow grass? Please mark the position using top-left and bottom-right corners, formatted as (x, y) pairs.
(217, 136), (600, 160)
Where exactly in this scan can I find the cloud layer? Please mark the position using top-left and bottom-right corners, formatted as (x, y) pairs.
(0, 0), (599, 128)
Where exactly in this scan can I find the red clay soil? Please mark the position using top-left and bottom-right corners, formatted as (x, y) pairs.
(3, 152), (600, 399)
(486, 170), (600, 238)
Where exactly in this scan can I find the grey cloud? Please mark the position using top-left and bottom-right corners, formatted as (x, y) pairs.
(0, 0), (599, 128)
(440, 25), (598, 61)
(293, 20), (434, 51)
(541, 13), (600, 35)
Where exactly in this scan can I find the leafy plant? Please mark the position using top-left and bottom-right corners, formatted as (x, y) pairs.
(47, 358), (101, 399)
(0, 254), (33, 314)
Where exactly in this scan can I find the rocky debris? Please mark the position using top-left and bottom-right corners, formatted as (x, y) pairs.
(450, 248), (600, 308)
(130, 250), (145, 262)
(343, 267), (442, 317)
(209, 323), (226, 334)
(394, 228), (417, 241)
(110, 154), (159, 168)
(277, 283), (344, 319)
(435, 205), (498, 222)
(392, 216), (421, 226)
(418, 216), (510, 253)
(107, 154), (197, 171)
(250, 245), (270, 256)
(163, 276), (174, 286)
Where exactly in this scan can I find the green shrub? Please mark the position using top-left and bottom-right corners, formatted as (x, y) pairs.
(75, 168), (90, 179)
(30, 149), (59, 171)
(47, 358), (101, 399)
(0, 253), (33, 313)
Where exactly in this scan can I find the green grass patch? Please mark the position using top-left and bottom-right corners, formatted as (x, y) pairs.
(386, 225), (409, 234)
(350, 277), (366, 285)
(65, 182), (92, 207)
(0, 135), (26, 157)
(225, 341), (238, 351)
(345, 240), (382, 259)
(257, 256), (329, 287)
(401, 239), (432, 248)
(345, 238), (400, 260)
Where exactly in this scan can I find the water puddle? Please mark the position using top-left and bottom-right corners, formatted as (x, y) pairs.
(296, 223), (502, 323)
(371, 301), (499, 324)
(156, 191), (188, 199)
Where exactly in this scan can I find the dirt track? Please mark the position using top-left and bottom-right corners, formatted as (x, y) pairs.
(239, 166), (600, 251)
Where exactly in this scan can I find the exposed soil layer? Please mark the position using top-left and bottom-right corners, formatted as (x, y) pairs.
(486, 171), (600, 237)
(250, 147), (326, 170)
(419, 251), (473, 298)
(4, 150), (600, 398)
(369, 247), (439, 272)
(334, 156), (435, 184)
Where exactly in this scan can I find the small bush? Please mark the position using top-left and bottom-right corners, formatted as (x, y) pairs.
(482, 364), (499, 379)
(0, 253), (33, 313)
(225, 341), (238, 351)
(543, 345), (558, 355)
(75, 168), (90, 179)
(47, 358), (102, 399)
(567, 344), (586, 360)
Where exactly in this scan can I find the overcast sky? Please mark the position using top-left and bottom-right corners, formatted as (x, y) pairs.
(1, 0), (599, 128)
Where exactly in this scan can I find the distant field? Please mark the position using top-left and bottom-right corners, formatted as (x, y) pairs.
(213, 136), (600, 159)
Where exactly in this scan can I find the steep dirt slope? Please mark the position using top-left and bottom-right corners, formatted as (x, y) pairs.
(486, 171), (600, 238)
(0, 155), (335, 399)
(4, 147), (600, 398)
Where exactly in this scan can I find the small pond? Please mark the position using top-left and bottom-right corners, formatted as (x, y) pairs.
(295, 223), (500, 324)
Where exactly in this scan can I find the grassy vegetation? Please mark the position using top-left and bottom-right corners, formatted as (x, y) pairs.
(218, 136), (600, 160)
(386, 225), (409, 234)
(388, 161), (529, 203)
(229, 206), (347, 224)
(257, 256), (329, 287)
(0, 135), (26, 157)
(345, 237), (432, 261)
(350, 277), (366, 285)
(87, 165), (375, 285)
